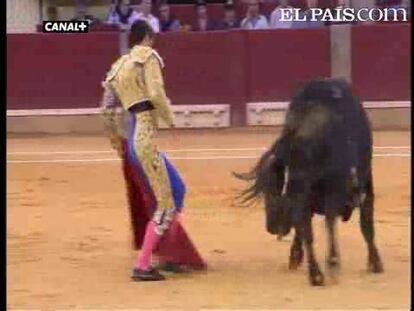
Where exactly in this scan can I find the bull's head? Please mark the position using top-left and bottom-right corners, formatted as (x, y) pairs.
(264, 193), (293, 238)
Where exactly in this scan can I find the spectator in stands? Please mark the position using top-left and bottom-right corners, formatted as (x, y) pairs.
(402, 0), (411, 20)
(269, 0), (294, 29)
(158, 1), (181, 32)
(376, 0), (403, 9)
(376, 0), (408, 21)
(192, 1), (218, 31)
(218, 3), (241, 30)
(402, 0), (410, 10)
(138, 0), (160, 33)
(325, 0), (356, 25)
(71, 2), (100, 26)
(336, 0), (350, 8)
(106, 0), (141, 27)
(291, 0), (324, 29)
(240, 0), (269, 30)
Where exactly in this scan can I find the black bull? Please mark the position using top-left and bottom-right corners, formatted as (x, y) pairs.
(235, 78), (384, 286)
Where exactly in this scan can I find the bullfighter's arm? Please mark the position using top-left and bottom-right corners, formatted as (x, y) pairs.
(143, 55), (174, 127)
(100, 83), (123, 156)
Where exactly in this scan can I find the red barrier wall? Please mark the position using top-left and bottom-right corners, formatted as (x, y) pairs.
(155, 29), (330, 125)
(7, 24), (410, 126)
(352, 24), (411, 101)
(246, 29), (331, 102)
(155, 31), (248, 125)
(7, 32), (119, 110)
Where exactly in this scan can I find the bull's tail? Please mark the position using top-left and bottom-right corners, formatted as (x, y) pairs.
(233, 140), (286, 205)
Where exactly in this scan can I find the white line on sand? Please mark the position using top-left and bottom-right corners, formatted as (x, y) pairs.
(6, 146), (411, 155)
(7, 153), (411, 164)
(7, 147), (265, 155)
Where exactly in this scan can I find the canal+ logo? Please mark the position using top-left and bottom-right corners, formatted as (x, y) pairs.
(42, 21), (89, 33)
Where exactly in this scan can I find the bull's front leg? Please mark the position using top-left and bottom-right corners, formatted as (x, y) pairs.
(360, 173), (384, 273)
(289, 228), (304, 270)
(300, 208), (324, 286)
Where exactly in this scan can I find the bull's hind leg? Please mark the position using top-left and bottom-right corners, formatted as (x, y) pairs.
(325, 192), (343, 282)
(325, 213), (341, 282)
(289, 229), (304, 270)
(360, 174), (384, 273)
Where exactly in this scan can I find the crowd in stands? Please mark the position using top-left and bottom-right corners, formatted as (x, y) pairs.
(70, 0), (410, 32)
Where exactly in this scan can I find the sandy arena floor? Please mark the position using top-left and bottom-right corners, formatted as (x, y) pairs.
(7, 128), (411, 311)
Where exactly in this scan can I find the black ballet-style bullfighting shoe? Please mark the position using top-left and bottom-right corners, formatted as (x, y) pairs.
(131, 268), (166, 282)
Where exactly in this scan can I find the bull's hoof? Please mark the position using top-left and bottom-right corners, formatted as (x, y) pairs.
(309, 266), (325, 286)
(326, 257), (341, 283)
(326, 256), (341, 270)
(368, 259), (384, 274)
(309, 273), (325, 286)
(289, 260), (303, 270)
(289, 247), (304, 270)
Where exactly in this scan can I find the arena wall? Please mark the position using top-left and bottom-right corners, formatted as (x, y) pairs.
(6, 24), (411, 133)
(352, 23), (411, 100)
(7, 33), (119, 110)
(155, 31), (248, 126)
